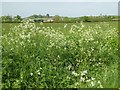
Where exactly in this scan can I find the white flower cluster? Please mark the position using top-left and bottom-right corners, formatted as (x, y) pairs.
(2, 19), (117, 88)
(71, 71), (79, 77)
(79, 70), (103, 88)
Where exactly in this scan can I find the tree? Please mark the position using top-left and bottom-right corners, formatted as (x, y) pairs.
(53, 15), (61, 22)
(46, 14), (50, 18)
(81, 16), (90, 22)
(38, 14), (43, 18)
(1, 15), (12, 23)
(13, 15), (22, 22)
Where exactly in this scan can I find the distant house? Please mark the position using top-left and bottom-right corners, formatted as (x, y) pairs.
(33, 18), (54, 23)
(44, 18), (54, 22)
(112, 19), (120, 21)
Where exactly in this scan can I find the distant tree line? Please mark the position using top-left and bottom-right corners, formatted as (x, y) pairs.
(52, 15), (118, 23)
(0, 14), (118, 23)
(0, 15), (22, 23)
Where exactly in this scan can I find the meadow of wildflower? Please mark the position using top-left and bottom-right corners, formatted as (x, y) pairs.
(1, 20), (118, 88)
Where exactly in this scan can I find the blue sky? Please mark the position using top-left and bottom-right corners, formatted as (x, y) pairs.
(2, 2), (118, 17)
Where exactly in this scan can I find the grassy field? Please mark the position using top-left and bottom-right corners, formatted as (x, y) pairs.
(1, 20), (118, 88)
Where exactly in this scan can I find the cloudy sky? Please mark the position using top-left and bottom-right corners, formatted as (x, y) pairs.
(1, 0), (119, 2)
(1, 1), (118, 17)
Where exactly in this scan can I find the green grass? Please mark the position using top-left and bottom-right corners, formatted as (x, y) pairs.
(2, 20), (118, 88)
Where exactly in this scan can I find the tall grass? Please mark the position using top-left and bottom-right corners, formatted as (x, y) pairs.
(2, 20), (118, 88)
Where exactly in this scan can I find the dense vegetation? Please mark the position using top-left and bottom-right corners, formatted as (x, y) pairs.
(0, 14), (118, 23)
(2, 20), (118, 88)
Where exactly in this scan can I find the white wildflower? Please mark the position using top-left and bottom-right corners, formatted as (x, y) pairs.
(68, 65), (72, 70)
(37, 70), (40, 73)
(91, 77), (95, 81)
(91, 81), (95, 87)
(86, 79), (91, 82)
(72, 71), (79, 77)
(30, 73), (33, 76)
(64, 24), (67, 28)
(81, 70), (87, 76)
(80, 77), (85, 82)
(38, 72), (40, 75)
(98, 81), (103, 88)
